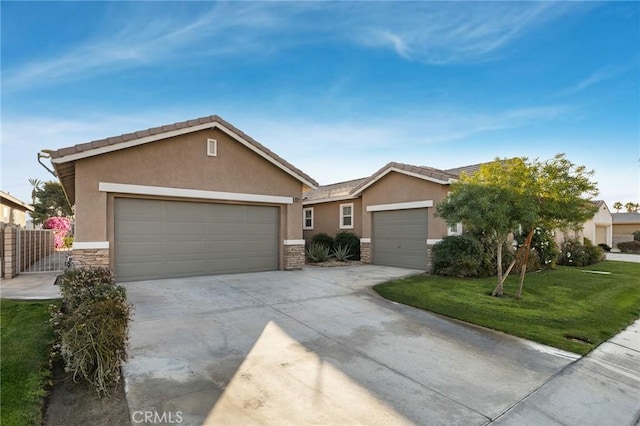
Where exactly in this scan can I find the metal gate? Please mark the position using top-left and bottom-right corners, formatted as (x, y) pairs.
(17, 229), (68, 273)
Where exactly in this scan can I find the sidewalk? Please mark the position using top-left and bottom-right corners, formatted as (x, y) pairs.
(0, 273), (61, 299)
(492, 319), (640, 425)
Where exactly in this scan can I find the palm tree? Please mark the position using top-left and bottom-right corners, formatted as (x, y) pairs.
(613, 201), (623, 213)
(27, 178), (42, 204)
(624, 202), (639, 213)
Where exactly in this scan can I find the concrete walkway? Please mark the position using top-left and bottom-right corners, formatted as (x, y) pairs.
(607, 252), (640, 263)
(0, 272), (61, 299)
(492, 319), (640, 425)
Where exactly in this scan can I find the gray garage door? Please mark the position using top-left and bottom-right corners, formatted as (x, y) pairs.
(372, 208), (428, 270)
(115, 198), (279, 282)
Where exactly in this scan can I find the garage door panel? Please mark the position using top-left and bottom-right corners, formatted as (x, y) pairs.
(115, 199), (279, 282)
(372, 209), (428, 270)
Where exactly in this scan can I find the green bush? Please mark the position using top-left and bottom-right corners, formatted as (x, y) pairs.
(311, 233), (334, 249)
(633, 230), (640, 242)
(557, 238), (605, 266)
(471, 231), (516, 277)
(50, 268), (131, 397)
(331, 244), (352, 262)
(432, 235), (484, 277)
(617, 240), (640, 253)
(334, 231), (360, 260)
(306, 242), (331, 263)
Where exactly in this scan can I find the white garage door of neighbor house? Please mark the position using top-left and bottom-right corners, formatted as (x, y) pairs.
(372, 208), (428, 270)
(114, 198), (279, 282)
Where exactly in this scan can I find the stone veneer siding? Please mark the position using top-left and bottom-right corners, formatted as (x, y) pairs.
(425, 244), (435, 273)
(72, 248), (110, 269)
(284, 244), (305, 270)
(360, 241), (371, 264)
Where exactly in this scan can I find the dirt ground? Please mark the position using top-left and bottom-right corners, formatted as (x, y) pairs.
(43, 364), (130, 426)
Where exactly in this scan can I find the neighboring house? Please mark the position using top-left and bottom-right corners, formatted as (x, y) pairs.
(0, 191), (34, 227)
(47, 115), (318, 282)
(612, 212), (640, 246)
(304, 162), (461, 270)
(556, 200), (613, 247)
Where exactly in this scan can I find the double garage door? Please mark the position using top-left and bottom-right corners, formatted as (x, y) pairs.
(372, 208), (428, 270)
(114, 198), (279, 282)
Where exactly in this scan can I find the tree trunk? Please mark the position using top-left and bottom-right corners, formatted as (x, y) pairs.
(516, 229), (535, 300)
(492, 241), (504, 297)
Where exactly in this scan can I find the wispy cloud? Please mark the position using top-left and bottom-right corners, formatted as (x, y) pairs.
(556, 67), (621, 97)
(3, 2), (582, 92)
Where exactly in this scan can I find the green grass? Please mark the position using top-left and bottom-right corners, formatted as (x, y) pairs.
(374, 261), (640, 355)
(1, 299), (57, 426)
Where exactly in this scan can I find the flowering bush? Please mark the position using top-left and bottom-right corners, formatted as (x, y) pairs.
(43, 217), (72, 249)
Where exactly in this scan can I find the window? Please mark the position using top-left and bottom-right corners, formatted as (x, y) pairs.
(303, 207), (314, 230)
(207, 138), (217, 157)
(340, 203), (354, 229)
(448, 223), (463, 236)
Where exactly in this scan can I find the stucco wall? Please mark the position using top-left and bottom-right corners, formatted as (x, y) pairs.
(360, 172), (449, 239)
(73, 127), (305, 269)
(303, 198), (362, 241)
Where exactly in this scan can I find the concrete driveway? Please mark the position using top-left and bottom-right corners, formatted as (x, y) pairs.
(122, 265), (584, 425)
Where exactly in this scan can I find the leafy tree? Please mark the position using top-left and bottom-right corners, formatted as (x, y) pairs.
(613, 201), (623, 213)
(437, 154), (598, 299)
(31, 181), (73, 225)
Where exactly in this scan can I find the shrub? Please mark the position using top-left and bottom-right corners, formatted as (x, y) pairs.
(471, 231), (516, 277)
(50, 268), (131, 396)
(515, 227), (559, 270)
(633, 230), (640, 242)
(331, 244), (352, 262)
(557, 238), (605, 266)
(311, 233), (334, 250)
(334, 231), (360, 260)
(432, 235), (484, 277)
(598, 243), (611, 252)
(306, 242), (331, 263)
(617, 240), (640, 253)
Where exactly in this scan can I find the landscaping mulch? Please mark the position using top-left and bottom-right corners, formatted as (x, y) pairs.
(306, 260), (363, 267)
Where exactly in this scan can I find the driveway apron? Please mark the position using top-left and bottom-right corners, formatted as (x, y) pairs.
(122, 266), (578, 425)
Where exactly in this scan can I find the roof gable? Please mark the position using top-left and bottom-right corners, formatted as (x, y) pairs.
(351, 162), (456, 196)
(48, 115), (318, 205)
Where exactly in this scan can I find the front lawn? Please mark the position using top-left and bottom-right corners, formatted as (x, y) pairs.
(1, 299), (56, 425)
(374, 261), (640, 355)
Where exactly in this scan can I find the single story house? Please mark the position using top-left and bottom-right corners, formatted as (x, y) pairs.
(303, 162), (466, 270)
(48, 115), (317, 282)
(1, 191), (34, 228)
(612, 212), (640, 246)
(555, 200), (613, 247)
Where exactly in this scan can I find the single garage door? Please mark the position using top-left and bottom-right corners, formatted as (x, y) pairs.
(372, 208), (428, 270)
(115, 198), (279, 282)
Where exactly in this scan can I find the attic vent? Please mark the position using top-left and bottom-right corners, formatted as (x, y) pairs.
(207, 138), (217, 157)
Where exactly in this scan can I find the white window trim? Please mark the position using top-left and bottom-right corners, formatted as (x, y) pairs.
(207, 138), (217, 157)
(340, 203), (354, 229)
(284, 239), (305, 245)
(447, 223), (463, 236)
(98, 182), (294, 204)
(303, 207), (314, 230)
(366, 200), (433, 212)
(73, 241), (110, 249)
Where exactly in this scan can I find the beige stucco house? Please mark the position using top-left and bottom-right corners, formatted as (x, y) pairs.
(304, 162), (461, 270)
(1, 191), (34, 228)
(612, 212), (640, 246)
(48, 115), (317, 282)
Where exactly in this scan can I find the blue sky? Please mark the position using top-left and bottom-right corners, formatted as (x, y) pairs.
(2, 1), (639, 210)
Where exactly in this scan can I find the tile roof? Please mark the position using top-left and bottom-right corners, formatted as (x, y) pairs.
(48, 115), (318, 205)
(303, 178), (367, 202)
(350, 162), (457, 195)
(612, 212), (640, 224)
